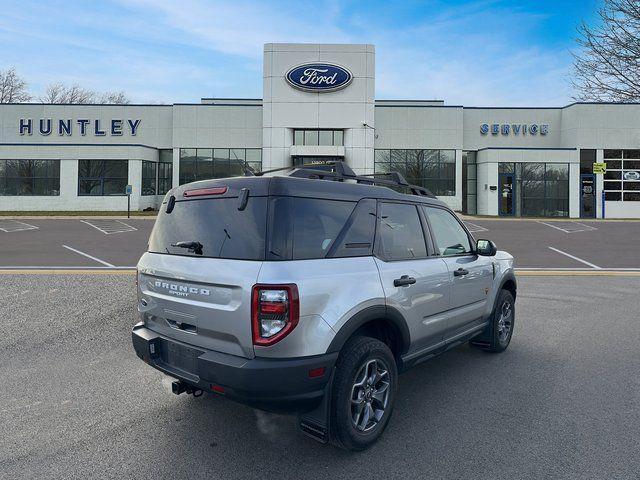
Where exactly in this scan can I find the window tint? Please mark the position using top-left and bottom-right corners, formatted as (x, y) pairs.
(78, 160), (128, 196)
(374, 149), (456, 196)
(149, 197), (267, 260)
(142, 161), (157, 196)
(179, 148), (261, 184)
(293, 129), (344, 146)
(424, 207), (471, 256)
(0, 159), (60, 196)
(329, 199), (377, 258)
(377, 203), (427, 261)
(267, 198), (356, 260)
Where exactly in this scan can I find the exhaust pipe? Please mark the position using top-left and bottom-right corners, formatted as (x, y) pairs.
(171, 380), (203, 397)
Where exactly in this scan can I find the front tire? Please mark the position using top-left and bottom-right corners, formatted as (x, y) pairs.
(331, 336), (398, 451)
(472, 289), (515, 353)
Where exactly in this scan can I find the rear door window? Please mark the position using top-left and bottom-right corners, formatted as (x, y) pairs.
(267, 197), (357, 260)
(376, 202), (428, 261)
(149, 197), (267, 260)
(328, 199), (377, 258)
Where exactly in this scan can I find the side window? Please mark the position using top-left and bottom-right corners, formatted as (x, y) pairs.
(329, 199), (377, 258)
(377, 203), (427, 261)
(267, 197), (356, 260)
(423, 207), (472, 256)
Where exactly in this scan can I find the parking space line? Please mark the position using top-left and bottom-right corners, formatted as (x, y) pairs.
(571, 221), (598, 232)
(537, 220), (597, 233)
(62, 245), (116, 267)
(464, 222), (488, 233)
(0, 220), (39, 233)
(80, 219), (137, 234)
(0, 269), (136, 274)
(548, 246), (602, 269)
(516, 270), (640, 276)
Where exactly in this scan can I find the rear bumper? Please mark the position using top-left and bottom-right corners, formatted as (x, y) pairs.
(131, 322), (338, 413)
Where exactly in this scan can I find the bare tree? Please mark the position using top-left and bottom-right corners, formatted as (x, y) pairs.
(572, 0), (640, 101)
(0, 67), (32, 103)
(40, 82), (131, 104)
(40, 83), (96, 104)
(97, 90), (131, 104)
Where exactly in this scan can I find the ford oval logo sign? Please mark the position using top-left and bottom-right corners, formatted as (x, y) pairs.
(285, 63), (353, 92)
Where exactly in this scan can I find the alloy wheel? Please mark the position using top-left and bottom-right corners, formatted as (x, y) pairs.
(350, 358), (390, 432)
(497, 299), (513, 343)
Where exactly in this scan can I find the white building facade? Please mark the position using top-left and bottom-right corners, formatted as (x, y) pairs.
(1, 43), (640, 218)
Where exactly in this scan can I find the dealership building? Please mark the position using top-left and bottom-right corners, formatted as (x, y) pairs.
(1, 43), (640, 218)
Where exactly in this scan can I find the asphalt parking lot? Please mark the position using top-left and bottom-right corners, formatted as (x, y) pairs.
(1, 274), (638, 479)
(0, 217), (639, 270)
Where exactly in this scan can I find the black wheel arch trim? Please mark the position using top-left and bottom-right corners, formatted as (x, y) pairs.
(490, 272), (517, 317)
(326, 305), (411, 356)
(498, 272), (517, 299)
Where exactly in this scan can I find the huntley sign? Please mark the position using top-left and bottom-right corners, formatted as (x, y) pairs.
(18, 118), (142, 136)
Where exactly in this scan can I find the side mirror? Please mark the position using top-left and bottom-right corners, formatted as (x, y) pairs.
(476, 239), (497, 256)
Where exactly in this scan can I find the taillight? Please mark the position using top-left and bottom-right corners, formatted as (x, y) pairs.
(251, 284), (299, 346)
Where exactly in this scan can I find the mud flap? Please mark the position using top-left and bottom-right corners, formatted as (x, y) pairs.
(297, 370), (334, 444)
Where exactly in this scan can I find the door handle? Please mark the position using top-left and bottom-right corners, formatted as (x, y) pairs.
(453, 268), (469, 277)
(394, 275), (416, 287)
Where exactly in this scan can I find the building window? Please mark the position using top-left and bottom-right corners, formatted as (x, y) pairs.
(158, 150), (173, 195)
(0, 159), (60, 196)
(374, 149), (456, 196)
(293, 129), (344, 146)
(179, 148), (262, 185)
(603, 150), (640, 201)
(78, 160), (128, 196)
(580, 149), (596, 174)
(462, 151), (477, 214)
(498, 162), (569, 217)
(141, 161), (157, 196)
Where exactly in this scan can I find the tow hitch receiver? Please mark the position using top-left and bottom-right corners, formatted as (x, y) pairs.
(171, 380), (203, 397)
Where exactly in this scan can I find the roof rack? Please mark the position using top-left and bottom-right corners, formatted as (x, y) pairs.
(282, 161), (436, 198)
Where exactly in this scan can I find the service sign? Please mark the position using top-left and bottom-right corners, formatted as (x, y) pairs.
(285, 63), (353, 92)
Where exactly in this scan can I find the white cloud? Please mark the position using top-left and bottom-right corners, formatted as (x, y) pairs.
(0, 0), (577, 105)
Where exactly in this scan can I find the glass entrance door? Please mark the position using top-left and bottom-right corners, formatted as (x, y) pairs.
(580, 174), (596, 218)
(498, 173), (515, 216)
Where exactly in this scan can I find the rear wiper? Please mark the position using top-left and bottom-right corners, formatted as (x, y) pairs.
(171, 241), (203, 255)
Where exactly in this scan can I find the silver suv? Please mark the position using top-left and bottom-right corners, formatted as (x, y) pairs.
(132, 163), (516, 451)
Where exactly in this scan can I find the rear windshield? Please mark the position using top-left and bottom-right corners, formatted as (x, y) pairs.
(149, 195), (376, 261)
(149, 197), (267, 260)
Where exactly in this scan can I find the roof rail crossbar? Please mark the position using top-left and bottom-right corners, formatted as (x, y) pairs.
(286, 161), (436, 198)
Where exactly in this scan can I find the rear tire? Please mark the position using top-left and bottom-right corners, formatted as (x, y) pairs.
(471, 289), (515, 353)
(330, 336), (397, 451)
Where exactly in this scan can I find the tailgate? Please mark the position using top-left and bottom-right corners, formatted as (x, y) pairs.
(138, 252), (261, 359)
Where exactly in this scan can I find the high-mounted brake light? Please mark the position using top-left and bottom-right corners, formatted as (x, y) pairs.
(251, 284), (299, 346)
(183, 186), (228, 197)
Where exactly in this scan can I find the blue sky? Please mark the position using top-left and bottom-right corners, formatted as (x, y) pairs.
(0, 0), (600, 105)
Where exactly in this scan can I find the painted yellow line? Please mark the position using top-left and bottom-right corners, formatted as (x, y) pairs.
(0, 269), (136, 275)
(1, 268), (639, 277)
(516, 270), (640, 276)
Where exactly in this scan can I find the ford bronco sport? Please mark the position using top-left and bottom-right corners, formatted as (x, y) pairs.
(132, 162), (516, 451)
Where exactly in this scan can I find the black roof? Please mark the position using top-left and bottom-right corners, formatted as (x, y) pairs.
(170, 174), (447, 207)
